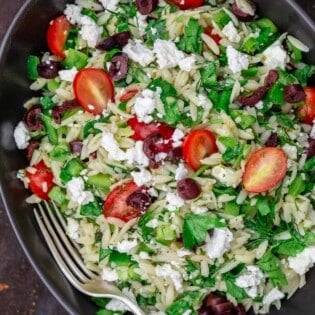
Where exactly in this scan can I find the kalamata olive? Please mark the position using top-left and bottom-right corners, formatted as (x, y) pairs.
(177, 178), (201, 200)
(204, 293), (226, 308)
(37, 60), (60, 79)
(126, 190), (152, 211)
(212, 302), (234, 314)
(96, 31), (131, 51)
(237, 86), (268, 106)
(307, 139), (315, 158)
(264, 69), (279, 88)
(109, 53), (129, 81)
(232, 0), (256, 22)
(284, 84), (306, 103)
(167, 146), (183, 162)
(23, 105), (43, 131)
(136, 0), (158, 15)
(198, 307), (211, 315)
(26, 140), (40, 161)
(235, 304), (246, 315)
(70, 140), (83, 154)
(265, 132), (279, 147)
(52, 99), (80, 124)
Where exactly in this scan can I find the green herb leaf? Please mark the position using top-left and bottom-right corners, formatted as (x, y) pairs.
(276, 113), (295, 129)
(293, 65), (315, 86)
(146, 19), (169, 45)
(80, 200), (102, 217)
(177, 18), (203, 54)
(200, 61), (218, 89)
(99, 248), (112, 262)
(288, 174), (306, 197)
(257, 251), (287, 287)
(256, 196), (274, 216)
(138, 210), (155, 242)
(222, 144), (243, 163)
(40, 95), (55, 111)
(166, 291), (203, 315)
(224, 276), (248, 301)
(183, 214), (225, 250)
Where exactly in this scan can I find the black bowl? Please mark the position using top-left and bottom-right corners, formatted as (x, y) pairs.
(0, 1), (314, 314)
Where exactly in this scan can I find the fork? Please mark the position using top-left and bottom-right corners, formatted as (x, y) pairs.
(34, 201), (145, 315)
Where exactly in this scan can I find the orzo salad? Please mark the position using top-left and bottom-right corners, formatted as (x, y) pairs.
(13, 0), (315, 314)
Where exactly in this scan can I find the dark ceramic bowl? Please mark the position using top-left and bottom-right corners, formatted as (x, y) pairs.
(0, 1), (314, 314)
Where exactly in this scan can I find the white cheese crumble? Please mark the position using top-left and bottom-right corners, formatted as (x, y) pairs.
(153, 39), (195, 71)
(177, 248), (192, 257)
(66, 177), (94, 205)
(131, 168), (152, 186)
(101, 266), (119, 282)
(101, 131), (126, 161)
(288, 246), (315, 275)
(123, 40), (155, 66)
(211, 165), (243, 188)
(262, 287), (285, 305)
(166, 192), (185, 211)
(205, 228), (233, 259)
(79, 16), (103, 48)
(136, 12), (148, 36)
(13, 121), (30, 150)
(146, 218), (159, 228)
(262, 43), (288, 69)
(64, 4), (82, 24)
(222, 21), (241, 43)
(66, 217), (80, 240)
(116, 239), (138, 253)
(125, 141), (150, 167)
(133, 89), (158, 123)
(175, 163), (188, 181)
(58, 67), (78, 82)
(226, 45), (249, 74)
(155, 264), (183, 291)
(99, 0), (120, 12)
(172, 128), (185, 147)
(235, 265), (264, 298)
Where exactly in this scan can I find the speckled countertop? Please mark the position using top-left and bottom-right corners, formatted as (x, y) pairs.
(0, 1), (314, 315)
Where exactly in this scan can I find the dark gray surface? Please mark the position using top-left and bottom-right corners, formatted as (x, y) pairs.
(0, 1), (314, 315)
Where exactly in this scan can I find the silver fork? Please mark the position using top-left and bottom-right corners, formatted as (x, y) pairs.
(34, 201), (145, 315)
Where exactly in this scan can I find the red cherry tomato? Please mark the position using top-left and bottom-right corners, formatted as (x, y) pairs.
(73, 68), (114, 115)
(167, 0), (204, 10)
(127, 116), (174, 141)
(183, 129), (218, 171)
(103, 181), (143, 222)
(120, 89), (139, 102)
(299, 87), (315, 125)
(46, 15), (72, 58)
(242, 147), (287, 193)
(26, 161), (55, 200)
(204, 26), (222, 45)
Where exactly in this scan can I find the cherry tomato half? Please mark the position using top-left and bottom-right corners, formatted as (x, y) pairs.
(73, 68), (114, 115)
(46, 15), (72, 58)
(167, 0), (204, 10)
(26, 161), (55, 200)
(242, 147), (287, 193)
(183, 129), (218, 171)
(204, 26), (222, 45)
(120, 89), (139, 102)
(299, 87), (315, 125)
(127, 116), (174, 141)
(103, 181), (143, 222)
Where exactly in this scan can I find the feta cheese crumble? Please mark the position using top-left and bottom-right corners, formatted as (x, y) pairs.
(166, 192), (185, 211)
(288, 246), (315, 275)
(99, 0), (120, 12)
(101, 131), (126, 161)
(131, 168), (152, 186)
(13, 121), (30, 149)
(125, 141), (150, 167)
(211, 165), (243, 188)
(133, 89), (158, 123)
(79, 16), (103, 48)
(101, 266), (119, 282)
(58, 67), (78, 82)
(175, 163), (188, 181)
(226, 45), (249, 74)
(205, 228), (233, 259)
(66, 177), (94, 205)
(262, 288), (284, 305)
(64, 4), (82, 24)
(123, 40), (155, 66)
(235, 265), (264, 298)
(155, 264), (183, 291)
(262, 43), (288, 69)
(222, 21), (241, 43)
(66, 217), (80, 240)
(116, 239), (138, 253)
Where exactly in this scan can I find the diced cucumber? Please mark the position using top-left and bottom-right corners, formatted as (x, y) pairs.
(46, 78), (60, 92)
(48, 186), (67, 205)
(63, 48), (88, 70)
(41, 114), (58, 145)
(155, 225), (176, 245)
(212, 9), (231, 29)
(255, 18), (278, 34)
(80, 200), (102, 217)
(60, 158), (85, 182)
(87, 173), (113, 194)
(49, 143), (70, 162)
(224, 201), (240, 216)
(27, 55), (40, 80)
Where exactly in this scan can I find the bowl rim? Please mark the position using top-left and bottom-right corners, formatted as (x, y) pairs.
(0, 1), (314, 315)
